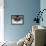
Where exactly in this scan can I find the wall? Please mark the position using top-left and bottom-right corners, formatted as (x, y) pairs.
(0, 0), (4, 42)
(40, 0), (46, 27)
(4, 0), (40, 42)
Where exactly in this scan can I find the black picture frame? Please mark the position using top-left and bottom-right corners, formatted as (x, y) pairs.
(11, 15), (24, 25)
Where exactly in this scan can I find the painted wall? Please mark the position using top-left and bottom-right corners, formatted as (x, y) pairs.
(40, 0), (46, 27)
(4, 0), (40, 42)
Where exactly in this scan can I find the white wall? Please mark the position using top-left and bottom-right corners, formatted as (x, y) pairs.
(0, 0), (4, 42)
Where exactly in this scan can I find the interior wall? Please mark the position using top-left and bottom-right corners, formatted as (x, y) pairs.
(40, 0), (46, 27)
(0, 0), (4, 42)
(4, 0), (40, 42)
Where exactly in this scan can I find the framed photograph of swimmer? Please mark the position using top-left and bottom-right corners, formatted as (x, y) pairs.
(11, 15), (24, 25)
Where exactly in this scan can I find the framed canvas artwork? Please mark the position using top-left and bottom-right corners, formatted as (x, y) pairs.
(11, 15), (24, 25)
